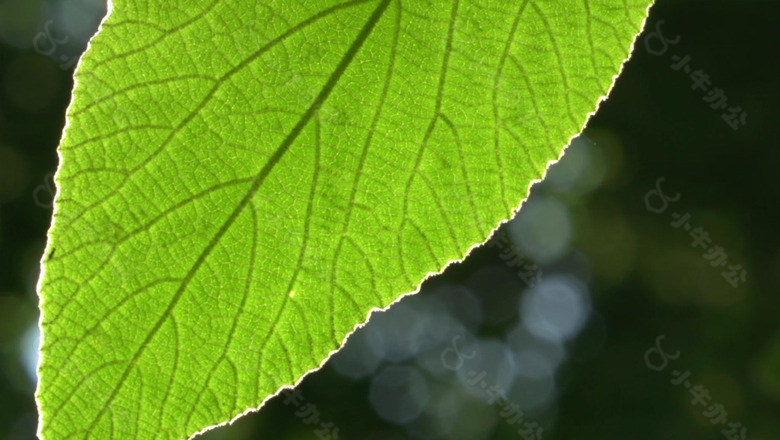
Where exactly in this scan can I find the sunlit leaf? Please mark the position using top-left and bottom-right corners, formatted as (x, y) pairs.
(37, 1), (651, 438)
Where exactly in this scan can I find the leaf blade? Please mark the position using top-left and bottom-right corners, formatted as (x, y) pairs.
(38, 1), (652, 438)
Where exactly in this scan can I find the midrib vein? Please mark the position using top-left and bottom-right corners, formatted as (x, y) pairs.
(83, 0), (393, 436)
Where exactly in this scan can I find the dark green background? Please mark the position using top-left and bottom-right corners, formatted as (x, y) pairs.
(1, 1), (778, 439)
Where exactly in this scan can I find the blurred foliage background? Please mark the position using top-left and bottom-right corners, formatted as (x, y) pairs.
(1, 0), (779, 439)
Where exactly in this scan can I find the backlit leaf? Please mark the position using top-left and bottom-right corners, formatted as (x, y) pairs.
(37, 1), (652, 438)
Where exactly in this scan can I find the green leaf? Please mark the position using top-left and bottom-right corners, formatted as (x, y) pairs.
(38, 1), (651, 438)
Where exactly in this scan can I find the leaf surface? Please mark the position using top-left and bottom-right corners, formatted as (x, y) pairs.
(38, 1), (651, 438)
